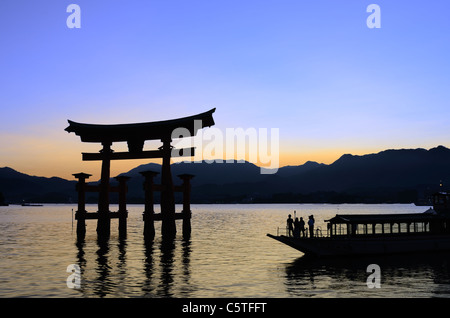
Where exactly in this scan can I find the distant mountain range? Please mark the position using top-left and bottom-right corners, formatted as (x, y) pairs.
(1, 145), (449, 204)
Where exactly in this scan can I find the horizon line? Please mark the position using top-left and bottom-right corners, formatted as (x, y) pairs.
(1, 144), (448, 180)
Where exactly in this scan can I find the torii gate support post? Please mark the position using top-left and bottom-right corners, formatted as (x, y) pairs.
(73, 172), (92, 239)
(141, 170), (159, 241)
(178, 174), (194, 239)
(97, 141), (113, 237)
(115, 175), (130, 239)
(160, 137), (176, 239)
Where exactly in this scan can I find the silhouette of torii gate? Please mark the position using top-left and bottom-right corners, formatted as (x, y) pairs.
(65, 108), (215, 240)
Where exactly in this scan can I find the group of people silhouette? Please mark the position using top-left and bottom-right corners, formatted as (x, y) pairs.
(286, 212), (315, 238)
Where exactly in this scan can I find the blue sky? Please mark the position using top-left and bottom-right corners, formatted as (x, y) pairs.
(1, 0), (449, 179)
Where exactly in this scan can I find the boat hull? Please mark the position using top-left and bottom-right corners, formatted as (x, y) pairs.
(267, 234), (450, 257)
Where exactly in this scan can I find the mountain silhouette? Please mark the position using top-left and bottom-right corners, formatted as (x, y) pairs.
(289, 146), (450, 193)
(0, 167), (77, 203)
(1, 146), (449, 204)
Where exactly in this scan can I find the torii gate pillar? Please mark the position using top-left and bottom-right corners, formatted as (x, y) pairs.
(115, 175), (130, 239)
(178, 173), (194, 239)
(73, 172), (91, 239)
(97, 141), (113, 237)
(160, 137), (176, 239)
(141, 170), (159, 241)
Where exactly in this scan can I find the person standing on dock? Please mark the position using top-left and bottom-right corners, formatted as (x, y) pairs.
(293, 217), (301, 238)
(299, 217), (306, 238)
(308, 215), (315, 238)
(287, 214), (294, 237)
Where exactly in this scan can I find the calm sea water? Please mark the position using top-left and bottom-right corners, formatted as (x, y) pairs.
(1, 203), (450, 298)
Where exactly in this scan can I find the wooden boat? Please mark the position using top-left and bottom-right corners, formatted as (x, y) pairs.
(267, 192), (450, 257)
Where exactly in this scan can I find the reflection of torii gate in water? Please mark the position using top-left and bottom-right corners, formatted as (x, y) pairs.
(65, 108), (215, 240)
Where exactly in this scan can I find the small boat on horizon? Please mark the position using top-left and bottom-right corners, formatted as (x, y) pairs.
(267, 191), (450, 258)
(21, 203), (43, 207)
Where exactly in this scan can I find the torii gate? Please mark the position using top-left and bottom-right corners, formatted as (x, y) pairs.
(65, 108), (215, 240)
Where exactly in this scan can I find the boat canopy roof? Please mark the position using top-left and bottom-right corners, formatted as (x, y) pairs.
(65, 108), (216, 143)
(325, 211), (447, 224)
